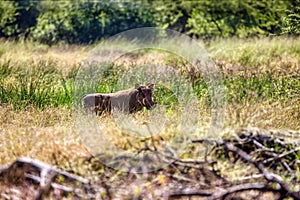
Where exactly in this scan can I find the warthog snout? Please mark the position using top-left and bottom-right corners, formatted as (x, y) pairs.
(142, 98), (157, 110)
(135, 83), (156, 111)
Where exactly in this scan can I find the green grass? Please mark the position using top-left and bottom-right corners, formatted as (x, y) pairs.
(0, 37), (299, 129)
(208, 37), (300, 69)
(0, 37), (299, 200)
(225, 75), (299, 103)
(1, 58), (298, 110)
(0, 36), (299, 162)
(0, 60), (74, 109)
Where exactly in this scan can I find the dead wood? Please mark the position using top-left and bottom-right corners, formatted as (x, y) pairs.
(223, 141), (300, 199)
(1, 129), (299, 199)
(0, 157), (95, 199)
(169, 182), (280, 199)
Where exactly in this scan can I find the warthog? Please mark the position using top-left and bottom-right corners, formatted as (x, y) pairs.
(81, 84), (156, 115)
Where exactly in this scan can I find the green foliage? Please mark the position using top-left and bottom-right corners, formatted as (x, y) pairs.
(0, 1), (18, 37)
(281, 0), (300, 35)
(0, 0), (39, 38)
(187, 0), (289, 39)
(0, 0), (298, 44)
(154, 84), (179, 108)
(32, 1), (159, 45)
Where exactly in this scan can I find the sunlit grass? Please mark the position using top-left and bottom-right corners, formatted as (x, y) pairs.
(0, 37), (299, 179)
(0, 39), (90, 74)
(0, 60), (75, 109)
(208, 37), (300, 64)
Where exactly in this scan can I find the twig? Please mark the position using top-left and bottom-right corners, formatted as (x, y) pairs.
(263, 146), (300, 164)
(252, 139), (275, 152)
(282, 161), (292, 172)
(230, 174), (264, 182)
(26, 174), (74, 193)
(36, 169), (57, 200)
(169, 182), (277, 199)
(166, 173), (198, 183)
(223, 142), (300, 199)
(207, 182), (278, 200)
(170, 189), (212, 198)
(0, 157), (94, 199)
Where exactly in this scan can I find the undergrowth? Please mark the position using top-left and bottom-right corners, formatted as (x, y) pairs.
(0, 36), (299, 175)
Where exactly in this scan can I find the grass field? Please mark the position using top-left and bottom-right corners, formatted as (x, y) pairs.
(0, 37), (299, 197)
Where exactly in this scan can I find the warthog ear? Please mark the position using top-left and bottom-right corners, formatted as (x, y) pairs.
(135, 83), (141, 89)
(148, 83), (155, 89)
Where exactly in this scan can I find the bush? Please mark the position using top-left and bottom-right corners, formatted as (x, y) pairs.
(281, 0), (300, 35)
(0, 0), (38, 38)
(32, 1), (159, 45)
(0, 0), (298, 44)
(187, 0), (289, 39)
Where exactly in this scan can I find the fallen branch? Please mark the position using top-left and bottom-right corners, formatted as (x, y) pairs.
(170, 189), (212, 198)
(223, 142), (300, 199)
(0, 157), (95, 199)
(169, 182), (278, 199)
(191, 132), (300, 199)
(263, 146), (300, 164)
(207, 182), (278, 200)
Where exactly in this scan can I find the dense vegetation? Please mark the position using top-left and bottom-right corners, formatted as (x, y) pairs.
(0, 38), (298, 114)
(0, 37), (299, 199)
(0, 0), (299, 45)
(0, 1), (299, 199)
(0, 37), (299, 127)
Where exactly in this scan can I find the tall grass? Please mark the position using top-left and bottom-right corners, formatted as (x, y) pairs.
(0, 37), (299, 179)
(0, 60), (74, 109)
(225, 74), (299, 103)
(0, 37), (298, 129)
(208, 37), (300, 68)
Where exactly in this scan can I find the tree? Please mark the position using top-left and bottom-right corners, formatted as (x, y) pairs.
(0, 0), (39, 38)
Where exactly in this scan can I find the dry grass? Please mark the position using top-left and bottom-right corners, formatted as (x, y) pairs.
(0, 37), (299, 199)
(225, 99), (300, 131)
(0, 106), (91, 176)
(1, 99), (298, 173)
(0, 39), (90, 75)
(208, 37), (300, 77)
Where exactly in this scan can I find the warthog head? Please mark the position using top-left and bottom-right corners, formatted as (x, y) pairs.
(135, 83), (157, 110)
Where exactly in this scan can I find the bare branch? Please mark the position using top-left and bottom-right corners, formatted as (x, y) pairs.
(263, 146), (300, 164)
(223, 142), (300, 199)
